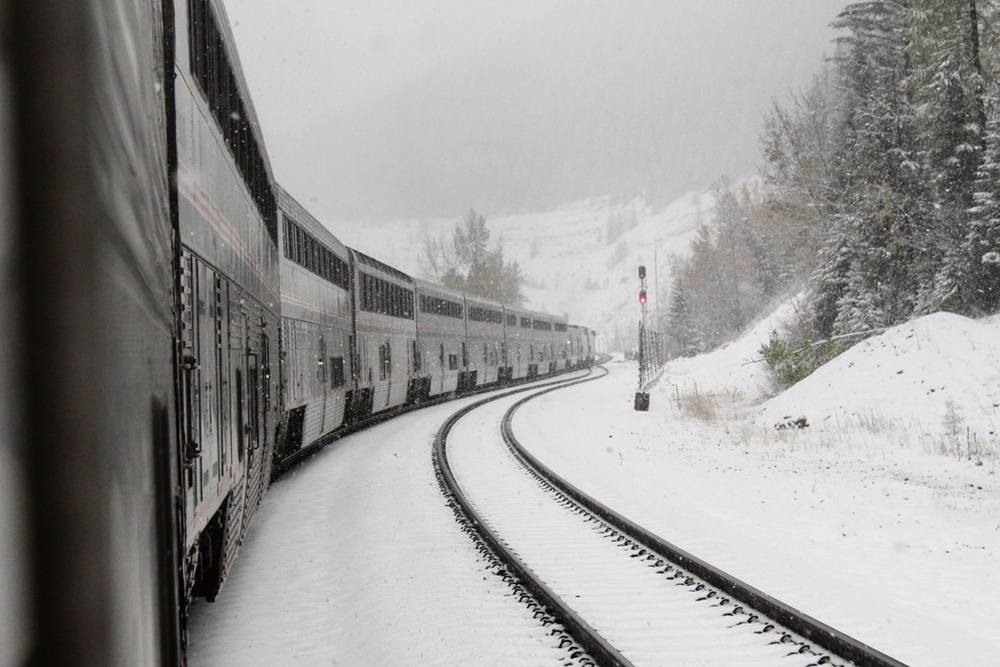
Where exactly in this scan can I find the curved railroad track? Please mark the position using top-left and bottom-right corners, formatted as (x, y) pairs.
(434, 361), (908, 667)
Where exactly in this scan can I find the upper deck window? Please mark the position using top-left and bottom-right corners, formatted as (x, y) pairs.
(282, 218), (349, 290)
(188, 0), (277, 244)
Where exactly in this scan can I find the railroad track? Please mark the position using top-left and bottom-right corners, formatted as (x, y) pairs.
(434, 362), (908, 666)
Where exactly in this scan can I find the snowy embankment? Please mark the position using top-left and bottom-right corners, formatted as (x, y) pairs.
(755, 311), (1000, 453)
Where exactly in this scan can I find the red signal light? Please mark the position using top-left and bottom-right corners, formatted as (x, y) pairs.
(639, 289), (647, 305)
(638, 265), (646, 280)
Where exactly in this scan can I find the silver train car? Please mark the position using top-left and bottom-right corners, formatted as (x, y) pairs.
(275, 186), (353, 459)
(414, 279), (468, 398)
(346, 248), (417, 419)
(464, 293), (506, 390)
(174, 0), (282, 606)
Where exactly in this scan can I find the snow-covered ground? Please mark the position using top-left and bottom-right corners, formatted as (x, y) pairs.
(189, 305), (1000, 666)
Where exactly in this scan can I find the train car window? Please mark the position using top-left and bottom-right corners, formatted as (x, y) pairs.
(448, 353), (458, 371)
(188, 0), (277, 244)
(507, 314), (517, 326)
(520, 316), (531, 328)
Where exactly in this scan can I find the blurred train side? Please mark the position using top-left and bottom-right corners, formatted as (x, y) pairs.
(5, 1), (180, 664)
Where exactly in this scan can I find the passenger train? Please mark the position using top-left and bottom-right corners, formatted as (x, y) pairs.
(3, 0), (595, 663)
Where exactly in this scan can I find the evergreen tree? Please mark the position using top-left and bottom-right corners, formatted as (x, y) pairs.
(816, 2), (926, 331)
(962, 91), (1000, 312)
(664, 276), (700, 357)
(905, 0), (988, 311)
(437, 209), (526, 305)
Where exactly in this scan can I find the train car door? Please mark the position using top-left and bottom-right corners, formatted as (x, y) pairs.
(241, 314), (262, 510)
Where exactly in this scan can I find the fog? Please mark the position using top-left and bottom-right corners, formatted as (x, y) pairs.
(223, 1), (847, 221)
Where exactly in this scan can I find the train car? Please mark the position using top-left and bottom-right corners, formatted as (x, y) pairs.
(565, 324), (585, 368)
(7, 1), (183, 663)
(529, 311), (559, 377)
(503, 306), (551, 380)
(584, 327), (598, 365)
(173, 0), (282, 604)
(275, 185), (353, 460)
(414, 279), (467, 398)
(553, 317), (571, 371)
(464, 293), (506, 390)
(346, 249), (417, 419)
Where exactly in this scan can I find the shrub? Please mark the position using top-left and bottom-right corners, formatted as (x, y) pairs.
(759, 329), (844, 390)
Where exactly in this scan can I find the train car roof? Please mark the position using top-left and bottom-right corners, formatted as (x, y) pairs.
(463, 292), (503, 309)
(511, 307), (557, 323)
(413, 278), (465, 300)
(275, 184), (348, 257)
(348, 247), (414, 285)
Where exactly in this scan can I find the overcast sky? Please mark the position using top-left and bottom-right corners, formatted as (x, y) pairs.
(222, 1), (848, 222)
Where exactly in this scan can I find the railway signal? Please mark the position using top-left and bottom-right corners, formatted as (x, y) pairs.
(635, 265), (650, 411)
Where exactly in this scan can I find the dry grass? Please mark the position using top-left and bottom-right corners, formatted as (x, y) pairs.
(667, 383), (1000, 469)
(671, 384), (743, 422)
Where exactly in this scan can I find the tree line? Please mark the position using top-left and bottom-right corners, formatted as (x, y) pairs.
(665, 0), (1000, 364)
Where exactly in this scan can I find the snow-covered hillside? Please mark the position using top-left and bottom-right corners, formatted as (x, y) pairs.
(657, 303), (1000, 460)
(325, 191), (712, 348)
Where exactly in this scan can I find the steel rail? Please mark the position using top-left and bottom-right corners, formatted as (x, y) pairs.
(501, 376), (908, 667)
(433, 365), (632, 667)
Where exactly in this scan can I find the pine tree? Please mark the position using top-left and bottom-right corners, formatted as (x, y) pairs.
(435, 209), (526, 305)
(814, 2), (925, 331)
(665, 276), (700, 357)
(962, 91), (1000, 313)
(905, 0), (988, 311)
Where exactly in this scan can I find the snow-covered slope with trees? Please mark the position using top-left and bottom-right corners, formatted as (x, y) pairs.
(327, 190), (711, 349)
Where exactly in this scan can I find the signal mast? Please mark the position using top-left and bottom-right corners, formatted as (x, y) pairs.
(635, 265), (650, 411)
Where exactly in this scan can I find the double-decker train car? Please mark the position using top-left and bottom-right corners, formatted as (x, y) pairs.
(413, 279), (467, 398)
(275, 186), (353, 459)
(565, 324), (594, 368)
(528, 310), (558, 377)
(7, 1), (183, 663)
(583, 326), (598, 366)
(346, 249), (417, 420)
(465, 293), (506, 390)
(502, 305), (534, 381)
(173, 0), (282, 605)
